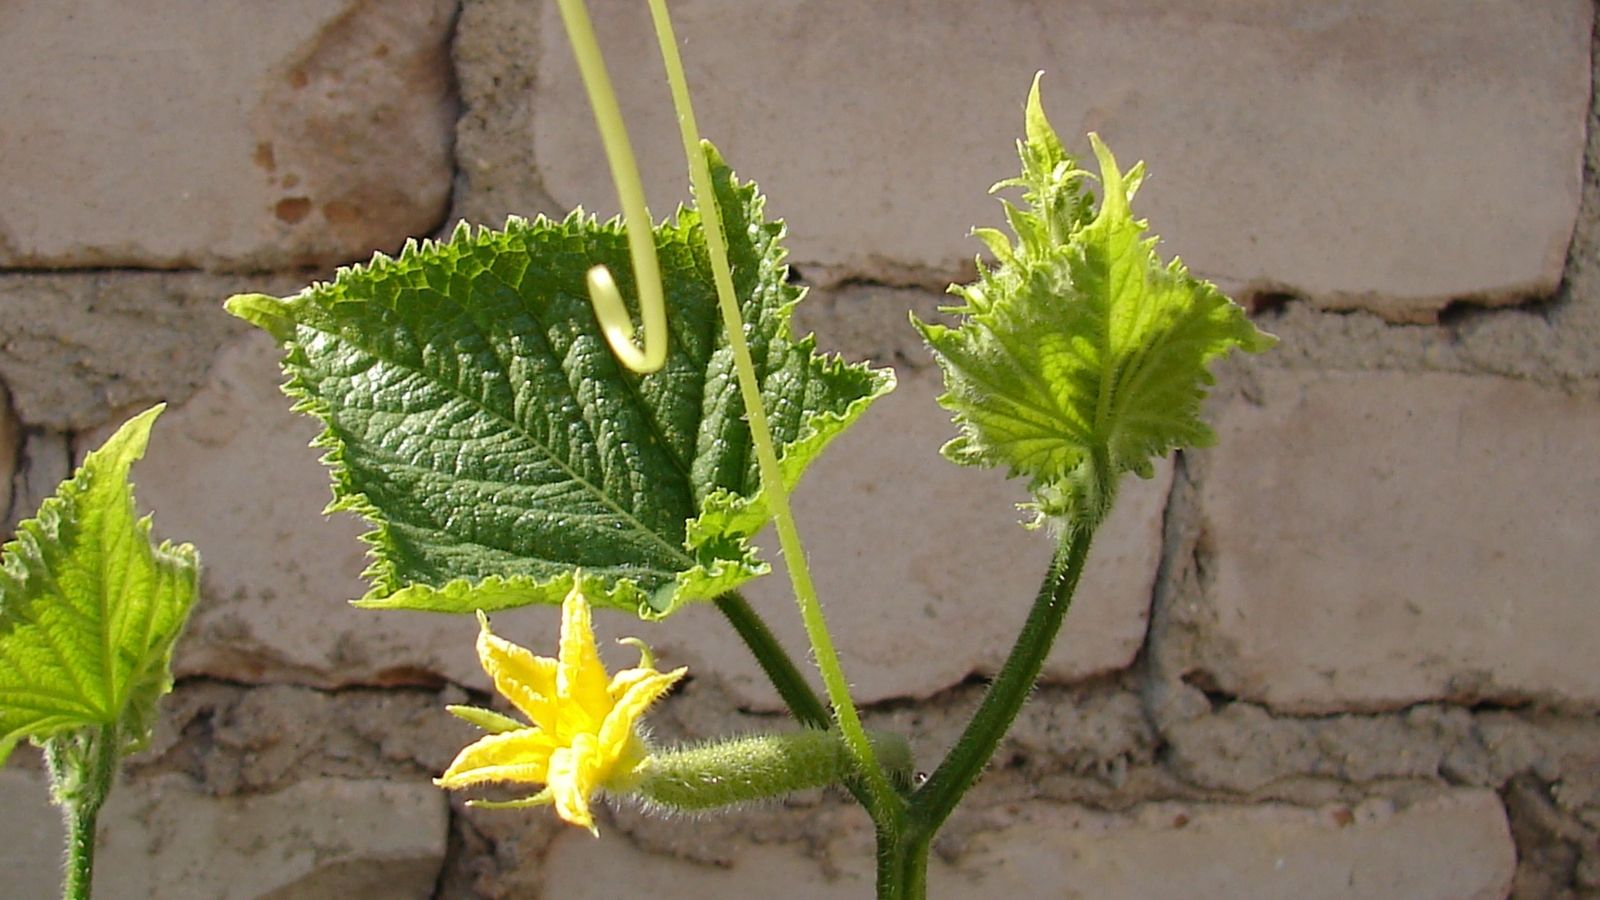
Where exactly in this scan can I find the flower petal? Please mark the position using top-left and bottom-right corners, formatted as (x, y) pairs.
(557, 585), (613, 726)
(596, 667), (686, 763)
(435, 729), (558, 790)
(476, 613), (560, 727)
(439, 590), (688, 833)
(548, 734), (602, 835)
(469, 788), (553, 811)
(607, 666), (660, 700)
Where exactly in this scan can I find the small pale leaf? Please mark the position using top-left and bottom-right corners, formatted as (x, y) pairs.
(0, 405), (200, 765)
(916, 80), (1273, 525)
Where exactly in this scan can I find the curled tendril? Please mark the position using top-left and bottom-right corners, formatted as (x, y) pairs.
(586, 264), (666, 373)
(552, 0), (669, 374)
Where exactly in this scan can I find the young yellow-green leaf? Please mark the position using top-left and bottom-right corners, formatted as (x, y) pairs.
(916, 76), (1274, 526)
(0, 405), (200, 766)
(227, 146), (892, 620)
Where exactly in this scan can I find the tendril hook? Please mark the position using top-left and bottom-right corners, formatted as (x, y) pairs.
(553, 0), (669, 374)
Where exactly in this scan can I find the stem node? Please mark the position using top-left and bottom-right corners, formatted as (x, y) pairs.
(45, 724), (119, 900)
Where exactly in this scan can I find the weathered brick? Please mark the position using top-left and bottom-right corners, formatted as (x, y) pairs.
(958, 791), (1515, 899)
(543, 831), (870, 898)
(451, 0), (553, 226)
(0, 1), (456, 270)
(519, 0), (1589, 319)
(1190, 369), (1600, 713)
(541, 791), (1514, 899)
(6, 431), (70, 536)
(1, 770), (446, 899)
(656, 366), (1169, 706)
(0, 273), (263, 431)
(0, 389), (17, 525)
(0, 768), (59, 900)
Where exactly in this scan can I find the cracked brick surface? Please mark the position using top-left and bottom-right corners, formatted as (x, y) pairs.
(0, 0), (457, 270)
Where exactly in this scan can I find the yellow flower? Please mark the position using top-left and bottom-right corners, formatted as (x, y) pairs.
(435, 582), (686, 835)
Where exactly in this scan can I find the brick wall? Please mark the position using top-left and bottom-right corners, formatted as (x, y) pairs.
(3, 1), (1597, 897)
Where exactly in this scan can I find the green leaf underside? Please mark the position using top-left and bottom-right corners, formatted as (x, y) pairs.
(228, 146), (893, 620)
(916, 75), (1273, 523)
(0, 406), (199, 766)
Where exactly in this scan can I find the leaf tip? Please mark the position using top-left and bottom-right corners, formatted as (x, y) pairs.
(91, 403), (166, 474)
(699, 138), (728, 173)
(1087, 133), (1132, 219)
(349, 595), (388, 610)
(224, 292), (297, 343)
(1024, 72), (1064, 160)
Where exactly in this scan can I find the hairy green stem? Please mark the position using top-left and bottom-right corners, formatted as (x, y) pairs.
(911, 520), (1095, 830)
(46, 725), (119, 900)
(639, 730), (911, 812)
(880, 472), (1106, 897)
(641, 0), (899, 822)
(879, 840), (929, 900)
(715, 592), (828, 730)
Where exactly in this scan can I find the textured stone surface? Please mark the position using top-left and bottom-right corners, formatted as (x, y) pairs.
(0, 0), (456, 270)
(5, 430), (70, 536)
(1191, 369), (1600, 713)
(544, 831), (871, 898)
(543, 791), (1514, 899)
(1162, 701), (1600, 798)
(523, 0), (1589, 317)
(1, 770), (446, 900)
(134, 681), (464, 796)
(451, 0), (557, 226)
(0, 768), (61, 900)
(0, 273), (264, 430)
(951, 791), (1515, 899)
(654, 366), (1170, 707)
(0, 388), (17, 525)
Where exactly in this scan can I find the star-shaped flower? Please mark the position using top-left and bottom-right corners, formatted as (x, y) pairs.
(435, 581), (686, 834)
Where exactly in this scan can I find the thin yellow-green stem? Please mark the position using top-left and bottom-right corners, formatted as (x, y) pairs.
(642, 0), (900, 822)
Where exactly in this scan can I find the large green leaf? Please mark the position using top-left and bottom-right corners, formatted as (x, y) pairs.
(227, 146), (893, 620)
(0, 405), (200, 765)
(916, 77), (1274, 525)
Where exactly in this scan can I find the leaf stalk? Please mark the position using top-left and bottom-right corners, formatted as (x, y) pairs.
(715, 592), (828, 729)
(913, 513), (1096, 829)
